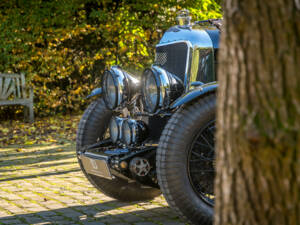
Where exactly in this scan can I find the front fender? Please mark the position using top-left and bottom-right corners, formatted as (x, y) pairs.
(170, 82), (218, 109)
(86, 88), (102, 99)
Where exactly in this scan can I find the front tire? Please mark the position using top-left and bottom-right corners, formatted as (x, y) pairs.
(157, 94), (216, 225)
(76, 98), (161, 201)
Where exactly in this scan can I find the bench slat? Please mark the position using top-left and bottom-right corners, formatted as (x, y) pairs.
(21, 73), (26, 99)
(13, 78), (16, 97)
(16, 77), (21, 98)
(0, 73), (24, 79)
(0, 77), (2, 98)
(0, 99), (31, 105)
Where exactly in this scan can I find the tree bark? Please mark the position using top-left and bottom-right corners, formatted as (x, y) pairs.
(215, 1), (300, 225)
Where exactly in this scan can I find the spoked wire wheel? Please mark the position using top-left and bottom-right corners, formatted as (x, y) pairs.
(157, 94), (216, 225)
(187, 120), (215, 205)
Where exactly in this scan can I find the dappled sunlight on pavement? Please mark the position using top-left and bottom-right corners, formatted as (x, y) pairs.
(0, 141), (186, 225)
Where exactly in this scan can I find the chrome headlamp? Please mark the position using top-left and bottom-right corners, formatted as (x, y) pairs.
(121, 119), (148, 146)
(109, 117), (125, 143)
(142, 66), (184, 113)
(102, 66), (140, 109)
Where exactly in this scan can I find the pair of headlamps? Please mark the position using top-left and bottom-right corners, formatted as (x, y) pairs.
(109, 117), (148, 146)
(102, 66), (184, 113)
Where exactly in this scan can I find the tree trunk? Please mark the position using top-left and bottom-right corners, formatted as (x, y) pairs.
(215, 1), (300, 225)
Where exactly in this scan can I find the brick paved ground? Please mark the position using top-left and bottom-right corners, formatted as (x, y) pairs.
(0, 142), (187, 225)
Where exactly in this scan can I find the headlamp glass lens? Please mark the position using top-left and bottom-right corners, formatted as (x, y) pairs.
(120, 119), (148, 146)
(103, 71), (118, 109)
(122, 120), (132, 145)
(106, 73), (117, 108)
(144, 71), (159, 112)
(109, 118), (119, 143)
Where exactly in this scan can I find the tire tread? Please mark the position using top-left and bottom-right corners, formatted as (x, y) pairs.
(157, 94), (216, 225)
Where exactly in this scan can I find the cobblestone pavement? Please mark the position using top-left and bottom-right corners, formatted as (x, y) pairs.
(0, 142), (187, 225)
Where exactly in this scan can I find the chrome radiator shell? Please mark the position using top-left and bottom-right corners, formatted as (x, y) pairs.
(155, 24), (219, 92)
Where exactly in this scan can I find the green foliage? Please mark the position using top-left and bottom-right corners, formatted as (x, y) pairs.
(0, 0), (221, 117)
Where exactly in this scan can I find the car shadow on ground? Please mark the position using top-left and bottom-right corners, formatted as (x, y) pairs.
(0, 200), (184, 225)
(0, 142), (79, 182)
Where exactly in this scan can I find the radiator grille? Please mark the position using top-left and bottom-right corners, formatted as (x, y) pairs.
(196, 49), (215, 83)
(155, 42), (188, 82)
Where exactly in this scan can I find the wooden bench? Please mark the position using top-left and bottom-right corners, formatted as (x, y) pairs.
(0, 73), (34, 123)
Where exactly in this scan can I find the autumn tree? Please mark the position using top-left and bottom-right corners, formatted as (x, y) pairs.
(215, 0), (300, 224)
(215, 0), (300, 225)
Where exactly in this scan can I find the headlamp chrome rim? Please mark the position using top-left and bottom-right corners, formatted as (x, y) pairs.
(121, 119), (147, 146)
(142, 68), (160, 113)
(142, 66), (183, 113)
(102, 70), (119, 109)
(109, 116), (125, 143)
(102, 66), (140, 110)
(121, 119), (134, 145)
